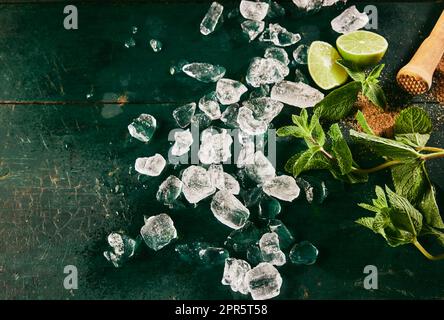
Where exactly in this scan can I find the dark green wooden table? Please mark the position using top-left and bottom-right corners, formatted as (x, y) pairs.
(0, 0), (443, 299)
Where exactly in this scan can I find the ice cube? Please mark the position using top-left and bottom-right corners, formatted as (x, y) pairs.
(260, 23), (301, 47)
(239, 1), (270, 21)
(246, 245), (263, 265)
(171, 129), (193, 156)
(173, 103), (196, 128)
(292, 0), (323, 11)
(182, 63), (226, 83)
(249, 85), (270, 99)
(198, 127), (233, 164)
(222, 258), (251, 294)
(292, 44), (309, 64)
(236, 140), (256, 168)
(268, 219), (294, 249)
(176, 242), (229, 265)
(294, 68), (308, 83)
(208, 164), (225, 189)
(135, 154), (166, 176)
(128, 114), (157, 143)
(296, 176), (328, 204)
(270, 80), (324, 108)
(191, 113), (212, 130)
(222, 173), (241, 195)
(331, 5), (369, 34)
(289, 241), (319, 265)
(156, 175), (183, 206)
(258, 196), (281, 219)
(245, 262), (282, 300)
(199, 92), (222, 120)
(140, 214), (178, 251)
(259, 232), (286, 266)
(181, 166), (216, 204)
(220, 103), (240, 128)
(237, 107), (268, 135)
(264, 47), (290, 65)
(200, 2), (224, 35)
(211, 190), (250, 229)
(103, 232), (138, 268)
(323, 0), (347, 7)
(267, 1), (286, 18)
(225, 221), (262, 253)
(245, 151), (276, 184)
(242, 97), (284, 123)
(262, 175), (300, 202)
(246, 57), (289, 88)
(216, 78), (248, 105)
(149, 39), (163, 52)
(241, 20), (265, 41)
(124, 37), (136, 48)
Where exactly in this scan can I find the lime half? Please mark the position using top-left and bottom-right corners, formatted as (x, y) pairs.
(308, 41), (349, 90)
(336, 31), (388, 67)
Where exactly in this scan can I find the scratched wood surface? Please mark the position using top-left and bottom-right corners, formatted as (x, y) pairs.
(0, 0), (443, 300)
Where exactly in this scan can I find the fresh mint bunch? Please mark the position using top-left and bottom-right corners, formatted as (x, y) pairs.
(315, 61), (388, 121)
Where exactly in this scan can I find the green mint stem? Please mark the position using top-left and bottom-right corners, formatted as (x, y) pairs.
(421, 151), (444, 161)
(352, 160), (402, 174)
(413, 240), (444, 261)
(416, 146), (444, 153)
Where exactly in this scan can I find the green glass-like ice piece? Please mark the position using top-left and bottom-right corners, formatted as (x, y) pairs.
(182, 63), (226, 83)
(173, 102), (196, 128)
(267, 219), (294, 250)
(149, 39), (163, 52)
(289, 241), (319, 265)
(225, 221), (262, 253)
(127, 114), (157, 143)
(258, 196), (281, 220)
(103, 232), (140, 268)
(175, 242), (229, 266)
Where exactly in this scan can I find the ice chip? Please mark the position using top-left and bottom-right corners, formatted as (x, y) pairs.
(242, 97), (284, 123)
(258, 196), (281, 219)
(331, 5), (369, 34)
(260, 23), (301, 47)
(128, 114), (157, 143)
(220, 103), (240, 128)
(140, 214), (177, 251)
(173, 102), (196, 128)
(181, 166), (216, 204)
(135, 154), (166, 176)
(237, 107), (268, 135)
(294, 68), (308, 83)
(156, 175), (183, 206)
(296, 176), (328, 204)
(103, 232), (138, 268)
(263, 175), (300, 202)
(246, 57), (289, 88)
(199, 92), (222, 120)
(208, 164), (225, 190)
(216, 78), (248, 105)
(198, 127), (233, 164)
(268, 219), (294, 249)
(225, 221), (262, 253)
(182, 63), (226, 83)
(171, 129), (193, 156)
(289, 241), (319, 265)
(239, 1), (270, 21)
(245, 262), (282, 300)
(241, 20), (265, 41)
(292, 44), (309, 64)
(223, 173), (241, 195)
(200, 2), (224, 35)
(271, 80), (324, 108)
(124, 37), (136, 48)
(259, 232), (286, 266)
(191, 113), (212, 130)
(245, 151), (276, 184)
(264, 47), (290, 65)
(222, 258), (251, 294)
(149, 39), (163, 52)
(176, 242), (229, 265)
(211, 190), (250, 229)
(292, 0), (323, 11)
(249, 85), (270, 99)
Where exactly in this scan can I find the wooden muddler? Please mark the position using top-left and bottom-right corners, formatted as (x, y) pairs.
(397, 10), (444, 95)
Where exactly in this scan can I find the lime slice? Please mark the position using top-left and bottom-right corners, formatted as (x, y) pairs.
(308, 41), (349, 90)
(336, 31), (388, 67)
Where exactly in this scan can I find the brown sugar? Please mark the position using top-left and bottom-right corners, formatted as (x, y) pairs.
(430, 55), (444, 104)
(354, 93), (397, 137)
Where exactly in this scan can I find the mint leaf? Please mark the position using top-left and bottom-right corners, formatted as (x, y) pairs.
(328, 123), (353, 174)
(356, 217), (375, 230)
(350, 129), (420, 160)
(336, 60), (366, 82)
(308, 113), (326, 147)
(355, 110), (375, 135)
(367, 64), (385, 81)
(291, 148), (331, 176)
(394, 106), (432, 135)
(385, 186), (423, 236)
(391, 160), (444, 229)
(315, 81), (361, 121)
(395, 133), (430, 148)
(362, 82), (387, 109)
(276, 126), (306, 138)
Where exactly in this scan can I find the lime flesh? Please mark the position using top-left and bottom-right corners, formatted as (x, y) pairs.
(308, 41), (349, 90)
(336, 30), (388, 67)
